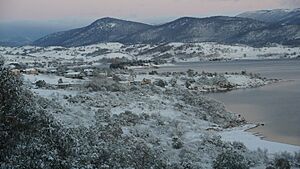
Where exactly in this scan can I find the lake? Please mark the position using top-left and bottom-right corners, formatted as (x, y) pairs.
(157, 59), (300, 146)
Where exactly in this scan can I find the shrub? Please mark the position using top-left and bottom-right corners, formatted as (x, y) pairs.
(274, 158), (291, 169)
(213, 149), (250, 169)
(187, 69), (195, 77)
(0, 65), (71, 168)
(86, 77), (127, 92)
(172, 136), (183, 149)
(35, 80), (47, 88)
(169, 78), (177, 87)
(0, 55), (4, 67)
(231, 141), (247, 151)
(149, 70), (158, 75)
(153, 79), (167, 88)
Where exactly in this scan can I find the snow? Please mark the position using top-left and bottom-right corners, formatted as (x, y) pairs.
(225, 75), (265, 87)
(32, 88), (78, 98)
(220, 125), (300, 154)
(23, 74), (87, 85)
(66, 72), (81, 75)
(108, 23), (117, 28)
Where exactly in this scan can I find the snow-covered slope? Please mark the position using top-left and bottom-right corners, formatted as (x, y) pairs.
(32, 18), (153, 47)
(23, 70), (300, 168)
(237, 8), (300, 25)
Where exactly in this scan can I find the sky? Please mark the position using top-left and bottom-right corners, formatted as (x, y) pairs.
(1, 0), (300, 25)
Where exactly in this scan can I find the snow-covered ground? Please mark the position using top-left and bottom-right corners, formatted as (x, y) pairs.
(220, 125), (300, 154)
(26, 72), (299, 169)
(1, 42), (299, 64)
(24, 71), (299, 157)
(23, 74), (88, 85)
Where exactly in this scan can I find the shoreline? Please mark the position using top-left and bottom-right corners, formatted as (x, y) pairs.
(220, 124), (300, 154)
(248, 126), (300, 147)
(206, 79), (300, 148)
(244, 123), (300, 146)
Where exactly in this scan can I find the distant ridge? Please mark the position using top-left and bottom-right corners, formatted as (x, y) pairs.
(32, 18), (153, 47)
(237, 8), (300, 25)
(33, 11), (300, 47)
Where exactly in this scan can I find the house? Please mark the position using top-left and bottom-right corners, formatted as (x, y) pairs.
(83, 69), (94, 76)
(141, 78), (151, 85)
(98, 72), (107, 77)
(46, 67), (57, 74)
(65, 72), (84, 79)
(25, 68), (38, 75)
(10, 69), (21, 75)
(36, 68), (47, 74)
(57, 83), (71, 89)
(6, 62), (23, 69)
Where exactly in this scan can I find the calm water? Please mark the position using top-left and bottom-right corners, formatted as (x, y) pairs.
(158, 59), (300, 145)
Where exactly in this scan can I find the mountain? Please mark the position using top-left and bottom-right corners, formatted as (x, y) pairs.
(122, 16), (267, 44)
(33, 16), (300, 47)
(33, 18), (153, 47)
(237, 8), (300, 25)
(226, 24), (300, 46)
(123, 16), (300, 46)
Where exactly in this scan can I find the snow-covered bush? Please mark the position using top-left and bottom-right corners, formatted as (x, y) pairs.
(153, 79), (168, 88)
(266, 151), (300, 168)
(187, 69), (195, 77)
(274, 158), (291, 169)
(185, 78), (196, 88)
(0, 66), (72, 168)
(231, 141), (247, 151)
(95, 108), (111, 123)
(213, 149), (250, 169)
(35, 80), (47, 88)
(86, 77), (127, 92)
(112, 110), (140, 126)
(0, 55), (4, 67)
(149, 70), (158, 75)
(181, 93), (241, 127)
(169, 78), (177, 87)
(172, 136), (184, 149)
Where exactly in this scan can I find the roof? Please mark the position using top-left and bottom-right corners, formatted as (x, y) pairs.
(66, 72), (81, 75)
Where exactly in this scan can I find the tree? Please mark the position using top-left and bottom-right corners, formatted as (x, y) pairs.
(56, 65), (67, 75)
(0, 61), (69, 168)
(36, 80), (47, 88)
(154, 79), (167, 88)
(187, 69), (195, 77)
(274, 158), (291, 169)
(0, 55), (4, 67)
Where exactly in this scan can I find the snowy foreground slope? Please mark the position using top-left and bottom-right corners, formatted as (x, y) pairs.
(18, 69), (300, 168)
(1, 42), (300, 64)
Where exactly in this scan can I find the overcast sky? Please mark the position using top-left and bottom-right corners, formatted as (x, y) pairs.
(1, 0), (300, 24)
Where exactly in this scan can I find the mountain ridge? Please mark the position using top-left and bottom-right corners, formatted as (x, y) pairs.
(33, 11), (300, 47)
(33, 18), (153, 47)
(237, 8), (300, 25)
